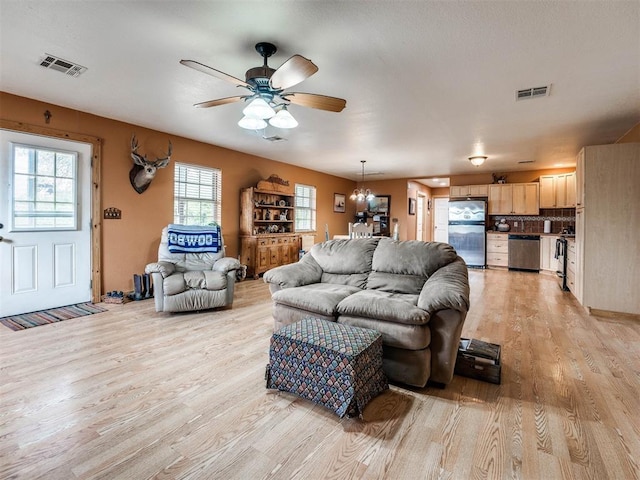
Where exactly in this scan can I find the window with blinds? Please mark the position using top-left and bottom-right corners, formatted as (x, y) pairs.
(173, 163), (222, 226)
(295, 183), (316, 232)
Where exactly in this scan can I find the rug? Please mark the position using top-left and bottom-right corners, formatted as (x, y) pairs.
(0, 302), (107, 331)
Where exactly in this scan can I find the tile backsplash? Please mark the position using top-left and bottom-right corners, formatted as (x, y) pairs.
(489, 208), (575, 234)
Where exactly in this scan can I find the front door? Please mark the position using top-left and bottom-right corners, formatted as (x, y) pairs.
(0, 130), (92, 316)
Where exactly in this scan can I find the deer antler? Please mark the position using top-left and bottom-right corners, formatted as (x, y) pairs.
(155, 141), (172, 168)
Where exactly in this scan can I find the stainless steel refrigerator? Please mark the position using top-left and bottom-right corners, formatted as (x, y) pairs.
(448, 199), (486, 268)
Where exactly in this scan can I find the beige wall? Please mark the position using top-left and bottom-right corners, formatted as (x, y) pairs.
(616, 122), (640, 143)
(1, 92), (356, 292)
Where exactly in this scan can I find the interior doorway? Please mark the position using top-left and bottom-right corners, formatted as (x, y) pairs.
(433, 197), (449, 243)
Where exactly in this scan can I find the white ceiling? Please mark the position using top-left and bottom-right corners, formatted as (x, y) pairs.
(1, 1), (638, 182)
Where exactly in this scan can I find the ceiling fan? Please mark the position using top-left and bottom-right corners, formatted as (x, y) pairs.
(180, 42), (347, 130)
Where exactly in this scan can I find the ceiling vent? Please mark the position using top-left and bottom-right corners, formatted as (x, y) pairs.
(516, 84), (551, 101)
(39, 54), (87, 77)
(262, 135), (287, 142)
(518, 160), (535, 164)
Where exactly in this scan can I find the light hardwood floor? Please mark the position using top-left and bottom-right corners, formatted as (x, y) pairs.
(1, 269), (639, 480)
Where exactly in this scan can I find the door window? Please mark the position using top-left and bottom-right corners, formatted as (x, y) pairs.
(11, 144), (78, 231)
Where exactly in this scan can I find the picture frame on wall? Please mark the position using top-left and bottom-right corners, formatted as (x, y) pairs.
(408, 197), (416, 215)
(368, 195), (390, 214)
(333, 193), (346, 213)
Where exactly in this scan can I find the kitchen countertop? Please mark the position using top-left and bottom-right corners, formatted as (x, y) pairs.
(486, 231), (569, 237)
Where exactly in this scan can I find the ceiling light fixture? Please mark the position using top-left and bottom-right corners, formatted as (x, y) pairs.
(350, 160), (375, 202)
(238, 116), (268, 129)
(242, 97), (275, 119)
(469, 155), (487, 167)
(238, 97), (299, 130)
(269, 106), (298, 129)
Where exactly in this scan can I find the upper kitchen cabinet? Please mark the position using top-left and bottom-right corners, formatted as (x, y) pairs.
(488, 183), (539, 215)
(539, 173), (576, 208)
(449, 184), (489, 198)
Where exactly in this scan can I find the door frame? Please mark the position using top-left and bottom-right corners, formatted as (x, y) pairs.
(416, 192), (426, 241)
(1, 120), (102, 303)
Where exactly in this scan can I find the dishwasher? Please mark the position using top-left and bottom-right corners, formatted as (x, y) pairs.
(508, 235), (540, 272)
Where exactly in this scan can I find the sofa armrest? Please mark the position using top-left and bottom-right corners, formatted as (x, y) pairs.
(263, 254), (323, 289)
(212, 257), (242, 274)
(145, 261), (176, 278)
(417, 257), (470, 313)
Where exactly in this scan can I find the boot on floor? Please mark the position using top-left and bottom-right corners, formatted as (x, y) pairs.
(133, 274), (143, 301)
(143, 273), (153, 299)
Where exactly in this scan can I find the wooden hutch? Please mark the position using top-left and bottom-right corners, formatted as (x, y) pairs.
(240, 176), (301, 279)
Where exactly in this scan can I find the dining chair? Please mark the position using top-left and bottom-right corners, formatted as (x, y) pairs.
(350, 222), (374, 238)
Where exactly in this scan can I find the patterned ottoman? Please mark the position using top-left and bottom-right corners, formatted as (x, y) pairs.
(266, 317), (388, 418)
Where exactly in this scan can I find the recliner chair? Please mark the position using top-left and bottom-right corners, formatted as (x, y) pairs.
(145, 225), (241, 313)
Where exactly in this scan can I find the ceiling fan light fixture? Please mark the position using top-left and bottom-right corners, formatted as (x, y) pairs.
(269, 107), (298, 129)
(238, 115), (267, 130)
(242, 97), (275, 119)
(469, 155), (487, 167)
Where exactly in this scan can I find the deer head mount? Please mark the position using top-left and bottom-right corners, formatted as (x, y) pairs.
(129, 135), (172, 194)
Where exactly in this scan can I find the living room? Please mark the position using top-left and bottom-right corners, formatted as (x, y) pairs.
(1, 1), (639, 478)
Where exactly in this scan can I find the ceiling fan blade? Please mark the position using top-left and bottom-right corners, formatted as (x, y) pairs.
(180, 59), (249, 88)
(194, 96), (247, 108)
(270, 55), (318, 90)
(284, 92), (346, 112)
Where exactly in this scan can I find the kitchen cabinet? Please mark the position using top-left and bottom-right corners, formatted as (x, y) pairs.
(488, 183), (539, 215)
(576, 149), (585, 208)
(566, 239), (577, 294)
(573, 143), (639, 315)
(539, 173), (576, 208)
(240, 185), (300, 278)
(449, 184), (488, 198)
(486, 233), (508, 267)
(539, 235), (559, 272)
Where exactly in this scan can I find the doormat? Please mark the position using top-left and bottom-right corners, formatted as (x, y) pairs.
(0, 302), (107, 331)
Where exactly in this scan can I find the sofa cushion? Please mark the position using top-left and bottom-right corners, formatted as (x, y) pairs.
(271, 283), (362, 317)
(372, 238), (458, 277)
(336, 290), (429, 325)
(263, 254), (323, 288)
(366, 272), (426, 295)
(338, 315), (431, 350)
(418, 257), (470, 313)
(310, 238), (379, 276)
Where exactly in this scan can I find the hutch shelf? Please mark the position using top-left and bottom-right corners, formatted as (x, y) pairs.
(240, 184), (300, 279)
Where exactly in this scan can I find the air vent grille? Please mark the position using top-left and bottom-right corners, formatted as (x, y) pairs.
(262, 135), (286, 142)
(39, 54), (87, 77)
(518, 160), (535, 164)
(516, 84), (551, 101)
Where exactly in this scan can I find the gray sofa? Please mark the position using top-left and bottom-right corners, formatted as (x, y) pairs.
(263, 238), (470, 387)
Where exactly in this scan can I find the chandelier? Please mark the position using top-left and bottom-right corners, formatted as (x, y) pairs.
(350, 160), (375, 201)
(238, 97), (298, 130)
